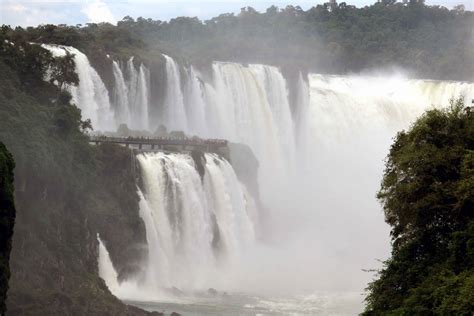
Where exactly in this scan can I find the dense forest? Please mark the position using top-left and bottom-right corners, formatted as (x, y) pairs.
(2, 1), (473, 81)
(364, 99), (474, 314)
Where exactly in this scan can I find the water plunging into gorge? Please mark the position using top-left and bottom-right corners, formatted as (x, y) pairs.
(43, 45), (473, 313)
(137, 153), (256, 290)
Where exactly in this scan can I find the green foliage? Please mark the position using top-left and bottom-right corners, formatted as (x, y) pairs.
(364, 99), (474, 315)
(49, 51), (79, 92)
(0, 32), (52, 93)
(378, 98), (473, 245)
(0, 142), (15, 316)
(111, 3), (473, 80)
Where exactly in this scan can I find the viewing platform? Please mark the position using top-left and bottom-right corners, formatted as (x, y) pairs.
(88, 135), (228, 153)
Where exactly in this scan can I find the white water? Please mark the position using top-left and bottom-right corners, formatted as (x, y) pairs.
(42, 44), (114, 131)
(198, 62), (297, 206)
(163, 54), (188, 132)
(112, 60), (130, 126)
(110, 152), (257, 298)
(183, 66), (208, 136)
(87, 53), (474, 313)
(97, 234), (120, 295)
(134, 62), (151, 130)
(161, 61), (295, 186)
(112, 57), (151, 130)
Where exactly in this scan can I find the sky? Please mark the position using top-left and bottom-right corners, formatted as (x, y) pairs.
(0, 0), (471, 27)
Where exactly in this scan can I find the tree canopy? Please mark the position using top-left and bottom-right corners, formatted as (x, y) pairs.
(364, 99), (474, 314)
(2, 1), (473, 81)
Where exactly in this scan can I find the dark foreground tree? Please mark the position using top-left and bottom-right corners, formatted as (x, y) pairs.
(0, 142), (15, 316)
(364, 98), (474, 315)
(49, 51), (79, 95)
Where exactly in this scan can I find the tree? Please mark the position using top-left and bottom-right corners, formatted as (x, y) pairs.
(49, 51), (79, 93)
(377, 98), (473, 246)
(364, 98), (474, 314)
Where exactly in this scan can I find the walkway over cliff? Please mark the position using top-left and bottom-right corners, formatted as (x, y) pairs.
(89, 135), (228, 152)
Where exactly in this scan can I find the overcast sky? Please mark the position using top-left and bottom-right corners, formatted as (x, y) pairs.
(1, 0), (471, 27)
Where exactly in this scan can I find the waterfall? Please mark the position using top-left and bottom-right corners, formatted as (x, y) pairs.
(136, 64), (150, 130)
(164, 61), (298, 204)
(204, 63), (297, 203)
(133, 152), (256, 294)
(41, 44), (114, 131)
(112, 60), (130, 126)
(117, 57), (150, 130)
(126, 57), (138, 128)
(162, 54), (188, 132)
(302, 74), (474, 149)
(97, 235), (120, 295)
(183, 66), (208, 136)
(294, 72), (310, 164)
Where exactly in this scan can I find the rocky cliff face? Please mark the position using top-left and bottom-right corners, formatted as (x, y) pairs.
(0, 142), (15, 316)
(5, 142), (155, 316)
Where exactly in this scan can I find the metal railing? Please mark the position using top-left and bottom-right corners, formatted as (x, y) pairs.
(88, 135), (228, 148)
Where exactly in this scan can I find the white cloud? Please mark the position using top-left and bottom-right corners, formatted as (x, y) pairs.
(7, 4), (27, 12)
(81, 0), (116, 24)
(0, 1), (78, 26)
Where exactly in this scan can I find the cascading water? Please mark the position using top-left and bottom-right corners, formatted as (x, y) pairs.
(136, 64), (151, 130)
(162, 54), (188, 132)
(101, 152), (257, 300)
(126, 57), (138, 126)
(112, 60), (130, 126)
(185, 62), (297, 204)
(42, 44), (114, 131)
(183, 66), (208, 136)
(139, 152), (256, 291)
(112, 57), (151, 130)
(97, 235), (120, 295)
